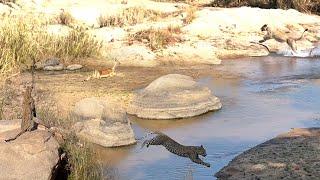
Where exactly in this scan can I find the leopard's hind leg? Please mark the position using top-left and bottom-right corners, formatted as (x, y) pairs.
(141, 135), (164, 148)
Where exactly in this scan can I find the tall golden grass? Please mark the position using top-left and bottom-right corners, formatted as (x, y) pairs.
(38, 110), (104, 180)
(99, 7), (164, 27)
(0, 16), (102, 75)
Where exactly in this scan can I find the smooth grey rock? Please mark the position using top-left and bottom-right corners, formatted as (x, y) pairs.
(44, 58), (60, 67)
(73, 97), (105, 120)
(0, 129), (60, 180)
(66, 64), (83, 71)
(73, 97), (128, 123)
(43, 64), (64, 71)
(73, 97), (136, 147)
(127, 74), (222, 119)
(73, 118), (136, 147)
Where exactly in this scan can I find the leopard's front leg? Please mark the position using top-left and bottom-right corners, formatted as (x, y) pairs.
(189, 153), (211, 168)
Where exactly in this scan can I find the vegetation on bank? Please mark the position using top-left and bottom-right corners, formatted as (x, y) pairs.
(0, 16), (102, 75)
(209, 0), (320, 15)
(62, 134), (103, 180)
(130, 25), (182, 50)
(98, 7), (165, 27)
(38, 110), (105, 180)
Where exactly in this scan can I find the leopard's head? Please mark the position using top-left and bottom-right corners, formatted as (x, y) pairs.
(197, 145), (207, 157)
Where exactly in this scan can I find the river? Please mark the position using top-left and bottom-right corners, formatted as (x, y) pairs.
(98, 56), (320, 180)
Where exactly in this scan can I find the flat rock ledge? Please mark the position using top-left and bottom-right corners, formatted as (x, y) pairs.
(215, 128), (320, 180)
(73, 97), (136, 147)
(0, 127), (60, 180)
(127, 74), (222, 119)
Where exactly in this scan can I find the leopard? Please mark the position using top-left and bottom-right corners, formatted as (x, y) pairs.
(142, 131), (210, 167)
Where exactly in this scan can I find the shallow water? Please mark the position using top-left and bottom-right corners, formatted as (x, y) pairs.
(99, 56), (320, 180)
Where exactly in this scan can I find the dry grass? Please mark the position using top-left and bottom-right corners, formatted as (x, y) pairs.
(210, 0), (320, 15)
(62, 133), (103, 180)
(37, 110), (105, 180)
(0, 16), (102, 75)
(58, 10), (74, 26)
(153, 0), (187, 2)
(130, 26), (182, 50)
(98, 7), (165, 27)
(183, 6), (197, 24)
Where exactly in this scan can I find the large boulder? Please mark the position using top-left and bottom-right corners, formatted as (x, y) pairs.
(73, 98), (136, 147)
(127, 74), (222, 119)
(73, 118), (136, 147)
(74, 97), (127, 122)
(0, 128), (60, 180)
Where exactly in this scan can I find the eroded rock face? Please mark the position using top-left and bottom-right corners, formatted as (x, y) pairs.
(73, 98), (136, 147)
(127, 74), (222, 119)
(0, 129), (60, 180)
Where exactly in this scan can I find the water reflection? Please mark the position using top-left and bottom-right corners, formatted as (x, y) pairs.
(99, 56), (320, 180)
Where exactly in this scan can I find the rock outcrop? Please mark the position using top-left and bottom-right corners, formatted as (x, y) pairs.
(215, 128), (320, 179)
(0, 126), (60, 180)
(73, 97), (136, 147)
(127, 74), (222, 119)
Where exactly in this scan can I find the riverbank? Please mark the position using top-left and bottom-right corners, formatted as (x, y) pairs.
(0, 0), (320, 74)
(215, 128), (320, 179)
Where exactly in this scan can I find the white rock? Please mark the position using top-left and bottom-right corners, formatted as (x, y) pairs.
(88, 27), (127, 44)
(66, 64), (83, 71)
(165, 42), (221, 64)
(108, 44), (158, 67)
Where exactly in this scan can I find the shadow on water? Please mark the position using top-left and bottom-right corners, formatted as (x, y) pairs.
(98, 56), (320, 180)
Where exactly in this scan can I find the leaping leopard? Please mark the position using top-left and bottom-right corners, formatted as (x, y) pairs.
(142, 131), (211, 167)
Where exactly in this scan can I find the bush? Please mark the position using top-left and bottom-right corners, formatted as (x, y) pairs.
(62, 133), (103, 180)
(99, 7), (164, 27)
(0, 16), (102, 75)
(209, 0), (320, 15)
(130, 26), (182, 50)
